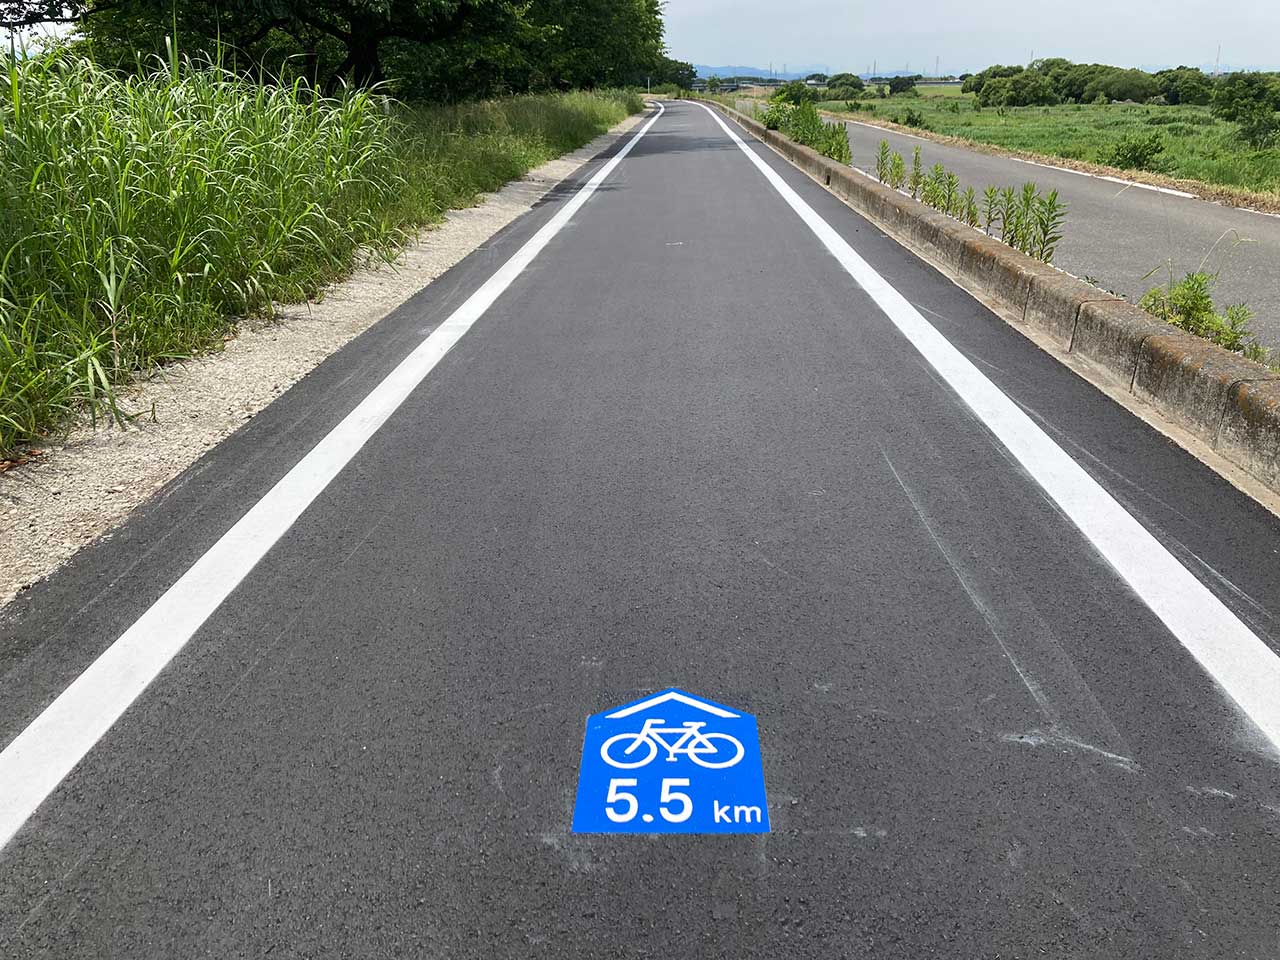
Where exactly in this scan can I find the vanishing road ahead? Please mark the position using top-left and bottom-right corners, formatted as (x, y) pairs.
(3, 101), (1280, 958)
(828, 113), (1280, 350)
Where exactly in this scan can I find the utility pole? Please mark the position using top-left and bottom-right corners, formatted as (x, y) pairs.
(935, 56), (940, 79)
(1214, 44), (1221, 76)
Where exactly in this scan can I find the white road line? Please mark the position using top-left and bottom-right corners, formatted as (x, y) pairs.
(697, 101), (1280, 754)
(1008, 156), (1199, 198)
(0, 102), (666, 853)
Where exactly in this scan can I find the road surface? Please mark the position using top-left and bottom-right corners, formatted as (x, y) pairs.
(773, 105), (1280, 352)
(2, 101), (1280, 958)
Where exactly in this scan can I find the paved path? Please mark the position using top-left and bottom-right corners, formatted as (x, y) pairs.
(828, 115), (1280, 350)
(2, 101), (1280, 958)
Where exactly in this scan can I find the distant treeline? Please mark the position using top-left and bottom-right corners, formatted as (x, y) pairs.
(2, 0), (696, 100)
(960, 59), (1272, 109)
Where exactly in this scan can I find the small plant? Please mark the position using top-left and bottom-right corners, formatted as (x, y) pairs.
(909, 146), (923, 199)
(888, 151), (906, 190)
(960, 186), (980, 228)
(876, 140), (891, 182)
(982, 185), (999, 234)
(1140, 271), (1260, 354)
(1031, 190), (1067, 263)
(901, 107), (926, 128)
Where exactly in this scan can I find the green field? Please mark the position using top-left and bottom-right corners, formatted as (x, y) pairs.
(809, 95), (1280, 196)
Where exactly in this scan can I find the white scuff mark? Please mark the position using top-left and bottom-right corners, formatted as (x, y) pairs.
(665, 240), (684, 246)
(1184, 785), (1238, 800)
(1002, 731), (1140, 772)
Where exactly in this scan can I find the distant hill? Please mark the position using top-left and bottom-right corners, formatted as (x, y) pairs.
(694, 64), (828, 80)
(693, 64), (932, 81)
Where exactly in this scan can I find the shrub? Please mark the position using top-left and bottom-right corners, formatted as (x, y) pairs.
(1140, 272), (1259, 353)
(772, 80), (819, 105)
(876, 140), (891, 182)
(1101, 132), (1165, 170)
(779, 101), (850, 163)
(888, 151), (906, 189)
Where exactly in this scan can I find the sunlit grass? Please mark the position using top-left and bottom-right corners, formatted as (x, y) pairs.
(0, 49), (641, 453)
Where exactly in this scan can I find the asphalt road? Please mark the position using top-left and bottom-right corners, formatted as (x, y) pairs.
(814, 109), (1280, 351)
(2, 101), (1280, 958)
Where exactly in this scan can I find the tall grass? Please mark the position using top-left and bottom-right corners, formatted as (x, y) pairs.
(0, 49), (641, 454)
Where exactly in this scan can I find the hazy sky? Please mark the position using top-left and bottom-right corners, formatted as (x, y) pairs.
(663, 0), (1279, 74)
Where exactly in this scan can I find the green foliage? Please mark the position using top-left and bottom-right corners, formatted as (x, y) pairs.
(895, 141), (1066, 263)
(1101, 132), (1165, 170)
(888, 75), (920, 95)
(909, 146), (923, 199)
(892, 107), (926, 128)
(760, 100), (789, 130)
(888, 151), (906, 190)
(814, 92), (1280, 196)
(962, 65), (1022, 94)
(1211, 72), (1280, 147)
(977, 69), (1059, 107)
(69, 0), (671, 98)
(876, 140), (891, 182)
(1140, 271), (1260, 354)
(772, 80), (819, 105)
(1155, 67), (1213, 106)
(778, 101), (849, 163)
(0, 49), (639, 453)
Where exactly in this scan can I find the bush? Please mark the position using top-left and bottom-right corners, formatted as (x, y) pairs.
(779, 101), (850, 163)
(0, 49), (639, 452)
(1101, 132), (1165, 170)
(772, 80), (819, 105)
(1140, 272), (1259, 353)
(888, 75), (920, 95)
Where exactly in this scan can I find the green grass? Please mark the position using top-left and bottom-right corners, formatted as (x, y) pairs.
(0, 49), (642, 455)
(814, 96), (1280, 195)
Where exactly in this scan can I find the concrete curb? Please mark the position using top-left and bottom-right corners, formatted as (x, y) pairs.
(701, 99), (1280, 497)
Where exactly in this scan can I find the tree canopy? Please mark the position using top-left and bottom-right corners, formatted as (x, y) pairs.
(3, 0), (688, 98)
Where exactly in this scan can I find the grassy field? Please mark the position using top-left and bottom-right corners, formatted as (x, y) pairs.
(0, 50), (641, 455)
(805, 94), (1280, 196)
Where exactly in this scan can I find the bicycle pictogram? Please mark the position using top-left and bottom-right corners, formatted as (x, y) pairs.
(600, 717), (745, 769)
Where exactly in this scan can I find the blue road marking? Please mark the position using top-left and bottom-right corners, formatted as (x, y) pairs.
(572, 689), (770, 834)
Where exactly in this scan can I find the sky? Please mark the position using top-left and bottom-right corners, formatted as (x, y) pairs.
(663, 0), (1280, 75)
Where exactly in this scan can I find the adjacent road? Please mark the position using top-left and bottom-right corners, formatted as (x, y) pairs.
(2, 101), (1279, 958)
(826, 110), (1280, 350)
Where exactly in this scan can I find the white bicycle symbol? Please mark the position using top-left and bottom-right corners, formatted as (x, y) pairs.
(600, 718), (745, 769)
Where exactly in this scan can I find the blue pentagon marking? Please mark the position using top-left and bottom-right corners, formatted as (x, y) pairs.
(572, 688), (770, 834)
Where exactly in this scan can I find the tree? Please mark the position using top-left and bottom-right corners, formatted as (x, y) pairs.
(978, 68), (1058, 107)
(1082, 67), (1158, 103)
(771, 79), (817, 104)
(804, 72), (827, 84)
(653, 56), (695, 89)
(9, 0), (671, 97)
(1211, 72), (1280, 147)
(1155, 66), (1213, 106)
(706, 74), (722, 92)
(961, 64), (1020, 94)
(888, 74), (919, 95)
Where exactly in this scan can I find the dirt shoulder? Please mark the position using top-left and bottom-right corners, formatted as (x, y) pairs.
(0, 111), (646, 610)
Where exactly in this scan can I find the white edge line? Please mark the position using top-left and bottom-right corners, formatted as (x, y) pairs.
(0, 102), (667, 853)
(696, 101), (1280, 755)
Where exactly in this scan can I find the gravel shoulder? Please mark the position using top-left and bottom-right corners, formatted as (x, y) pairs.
(0, 111), (645, 609)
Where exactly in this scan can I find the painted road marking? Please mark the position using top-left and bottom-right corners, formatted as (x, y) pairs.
(697, 101), (1280, 754)
(573, 689), (770, 834)
(0, 103), (668, 854)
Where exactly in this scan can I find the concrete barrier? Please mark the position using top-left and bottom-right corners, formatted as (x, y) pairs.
(701, 99), (1280, 498)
